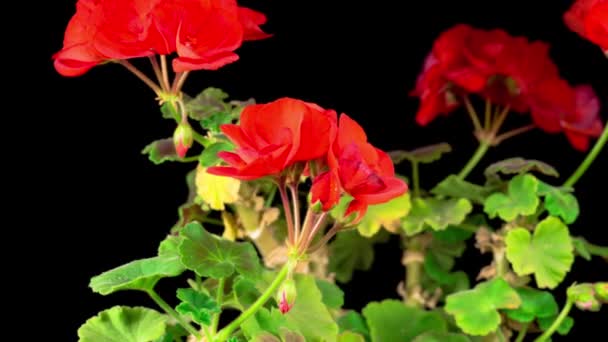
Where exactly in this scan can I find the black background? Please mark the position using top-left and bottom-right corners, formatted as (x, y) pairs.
(38, 0), (607, 340)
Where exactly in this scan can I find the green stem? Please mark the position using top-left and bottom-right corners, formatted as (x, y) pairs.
(411, 161), (420, 197)
(457, 142), (490, 180)
(496, 327), (506, 342)
(484, 98), (492, 130)
(147, 289), (201, 339)
(515, 323), (529, 342)
(215, 262), (293, 342)
(564, 122), (608, 188)
(533, 298), (574, 342)
(574, 237), (608, 258)
(192, 129), (209, 147)
(211, 278), (225, 334)
(265, 185), (278, 207)
(404, 236), (424, 308)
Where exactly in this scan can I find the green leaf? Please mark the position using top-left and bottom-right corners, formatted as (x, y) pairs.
(175, 288), (220, 325)
(362, 300), (447, 342)
(199, 141), (234, 167)
(315, 279), (344, 309)
(331, 193), (411, 237)
(431, 175), (491, 204)
(504, 287), (558, 323)
(444, 278), (521, 336)
(538, 315), (574, 335)
(572, 237), (592, 261)
(179, 222), (262, 279)
(284, 274), (339, 342)
(357, 193), (411, 237)
(242, 308), (294, 340)
(201, 112), (235, 133)
(424, 253), (467, 287)
(484, 174), (539, 221)
(412, 332), (471, 342)
(142, 138), (180, 165)
(432, 226), (474, 244)
(234, 277), (261, 310)
(505, 217), (574, 289)
(537, 182), (579, 224)
(338, 332), (366, 342)
(402, 198), (472, 236)
(337, 311), (369, 340)
(186, 87), (230, 121)
(329, 230), (375, 283)
(155, 322), (188, 342)
(484, 158), (559, 179)
(389, 143), (452, 164)
(90, 238), (185, 295)
(78, 306), (167, 342)
(279, 328), (306, 342)
(251, 332), (281, 342)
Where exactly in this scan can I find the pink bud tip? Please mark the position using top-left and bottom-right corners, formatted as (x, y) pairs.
(279, 291), (293, 314)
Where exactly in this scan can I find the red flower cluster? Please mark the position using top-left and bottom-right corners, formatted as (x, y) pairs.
(411, 24), (603, 150)
(208, 98), (408, 220)
(565, 0), (608, 51)
(54, 0), (270, 76)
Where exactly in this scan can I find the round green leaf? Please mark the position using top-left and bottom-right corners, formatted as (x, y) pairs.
(338, 331), (366, 342)
(505, 217), (574, 289)
(484, 174), (539, 221)
(284, 275), (339, 342)
(431, 175), (491, 204)
(412, 332), (471, 342)
(90, 237), (185, 295)
(402, 198), (472, 236)
(78, 306), (167, 342)
(329, 230), (376, 283)
(504, 287), (559, 323)
(315, 279), (345, 309)
(362, 300), (447, 341)
(537, 182), (579, 224)
(444, 278), (521, 336)
(179, 222), (262, 279)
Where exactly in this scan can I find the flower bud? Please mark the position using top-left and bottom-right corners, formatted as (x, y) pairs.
(595, 282), (608, 303)
(276, 278), (297, 314)
(173, 122), (194, 158)
(568, 283), (602, 312)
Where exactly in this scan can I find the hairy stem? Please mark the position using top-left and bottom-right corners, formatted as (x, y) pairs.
(215, 262), (293, 342)
(306, 219), (339, 254)
(148, 56), (166, 91)
(411, 161), (420, 197)
(457, 141), (490, 180)
(464, 96), (483, 133)
(533, 298), (574, 342)
(278, 185), (295, 245)
(403, 235), (425, 308)
(147, 289), (201, 339)
(484, 98), (492, 130)
(210, 278), (225, 334)
(564, 121), (608, 188)
(289, 185), (301, 243)
(160, 55), (171, 91)
(494, 124), (535, 145)
(118, 60), (162, 95)
(515, 323), (529, 342)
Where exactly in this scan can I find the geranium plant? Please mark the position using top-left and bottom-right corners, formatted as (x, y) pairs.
(56, 0), (607, 341)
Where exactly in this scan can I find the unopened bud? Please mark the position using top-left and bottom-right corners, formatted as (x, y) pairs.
(595, 282), (608, 303)
(568, 283), (602, 312)
(277, 278), (297, 314)
(173, 122), (194, 158)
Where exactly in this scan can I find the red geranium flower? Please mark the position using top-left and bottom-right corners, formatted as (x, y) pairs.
(54, 0), (270, 76)
(312, 115), (408, 222)
(565, 0), (608, 51)
(529, 79), (603, 151)
(208, 98), (337, 180)
(562, 85), (604, 151)
(53, 0), (107, 76)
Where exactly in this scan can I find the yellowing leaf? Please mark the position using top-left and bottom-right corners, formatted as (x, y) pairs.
(195, 165), (240, 210)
